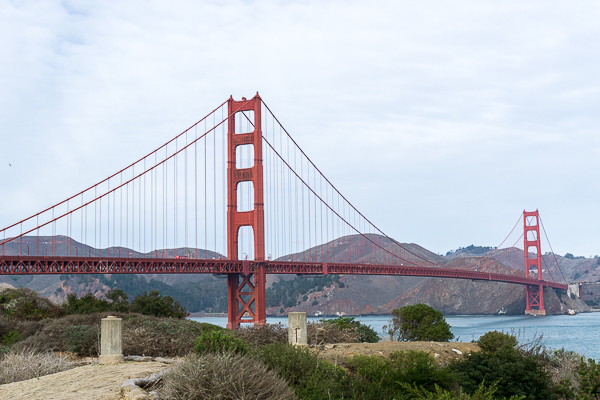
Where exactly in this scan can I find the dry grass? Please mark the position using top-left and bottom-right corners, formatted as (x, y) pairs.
(307, 321), (359, 345)
(0, 350), (74, 384)
(157, 352), (297, 400)
(546, 348), (583, 389)
(233, 323), (288, 349)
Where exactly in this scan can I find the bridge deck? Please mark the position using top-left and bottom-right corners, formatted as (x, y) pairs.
(0, 256), (568, 290)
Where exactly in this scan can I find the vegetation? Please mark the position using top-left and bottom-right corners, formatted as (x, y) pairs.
(158, 352), (297, 400)
(0, 350), (74, 384)
(320, 316), (380, 343)
(384, 304), (454, 342)
(266, 274), (343, 309)
(60, 274), (228, 313)
(257, 343), (355, 399)
(346, 350), (456, 397)
(0, 288), (65, 321)
(4, 286), (600, 400)
(450, 331), (556, 399)
(193, 330), (249, 355)
(64, 289), (188, 318)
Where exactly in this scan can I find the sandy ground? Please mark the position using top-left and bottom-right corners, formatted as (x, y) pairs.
(0, 361), (169, 400)
(314, 341), (481, 367)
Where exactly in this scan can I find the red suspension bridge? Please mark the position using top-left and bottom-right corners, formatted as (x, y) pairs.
(0, 94), (568, 328)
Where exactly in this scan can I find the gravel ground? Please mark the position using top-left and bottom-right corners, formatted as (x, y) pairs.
(0, 361), (169, 400)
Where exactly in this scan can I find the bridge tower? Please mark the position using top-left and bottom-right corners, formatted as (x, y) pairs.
(226, 94), (266, 329)
(523, 210), (545, 316)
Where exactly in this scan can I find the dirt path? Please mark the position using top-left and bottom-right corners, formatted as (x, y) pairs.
(0, 361), (169, 400)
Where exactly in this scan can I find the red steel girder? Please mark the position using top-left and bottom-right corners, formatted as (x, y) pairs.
(0, 257), (567, 292)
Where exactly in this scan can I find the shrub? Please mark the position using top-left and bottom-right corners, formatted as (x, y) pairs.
(0, 288), (65, 321)
(194, 330), (249, 355)
(477, 330), (518, 354)
(256, 343), (355, 400)
(450, 332), (555, 400)
(346, 350), (456, 397)
(576, 357), (600, 399)
(130, 290), (188, 318)
(65, 325), (98, 357)
(13, 313), (217, 357)
(401, 381), (526, 399)
(123, 315), (221, 357)
(384, 304), (454, 342)
(0, 350), (74, 384)
(546, 348), (582, 389)
(233, 323), (288, 350)
(1, 329), (22, 346)
(158, 352), (297, 400)
(321, 316), (380, 343)
(307, 320), (359, 345)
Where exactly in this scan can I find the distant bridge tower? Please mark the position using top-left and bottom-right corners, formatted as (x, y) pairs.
(523, 210), (545, 315)
(226, 94), (266, 329)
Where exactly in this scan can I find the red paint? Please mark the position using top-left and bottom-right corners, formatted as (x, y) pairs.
(523, 210), (546, 315)
(226, 95), (266, 329)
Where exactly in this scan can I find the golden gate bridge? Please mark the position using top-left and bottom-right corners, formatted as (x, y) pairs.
(0, 94), (568, 328)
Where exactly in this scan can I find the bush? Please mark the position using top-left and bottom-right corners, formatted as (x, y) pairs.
(257, 343), (355, 400)
(401, 381), (526, 399)
(233, 323), (288, 350)
(13, 313), (218, 357)
(477, 331), (518, 354)
(450, 332), (555, 400)
(130, 290), (188, 318)
(307, 320), (359, 345)
(0, 350), (74, 384)
(321, 316), (380, 343)
(385, 304), (454, 342)
(576, 357), (600, 399)
(347, 350), (456, 397)
(65, 325), (98, 357)
(0, 288), (65, 321)
(123, 315), (221, 357)
(194, 330), (249, 355)
(158, 352), (297, 400)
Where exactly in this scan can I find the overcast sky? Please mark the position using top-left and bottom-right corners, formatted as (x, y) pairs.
(1, 1), (599, 257)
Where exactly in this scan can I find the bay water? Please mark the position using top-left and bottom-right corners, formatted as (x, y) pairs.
(190, 313), (600, 360)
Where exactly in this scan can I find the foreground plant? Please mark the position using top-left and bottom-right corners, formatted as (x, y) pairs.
(158, 352), (297, 400)
(0, 350), (74, 384)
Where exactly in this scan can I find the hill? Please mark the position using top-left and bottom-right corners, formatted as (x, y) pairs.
(0, 235), (591, 315)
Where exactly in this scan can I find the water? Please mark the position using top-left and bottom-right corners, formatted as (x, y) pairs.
(190, 313), (600, 360)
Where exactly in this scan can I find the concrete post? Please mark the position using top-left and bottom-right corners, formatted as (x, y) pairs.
(99, 316), (124, 364)
(288, 312), (307, 346)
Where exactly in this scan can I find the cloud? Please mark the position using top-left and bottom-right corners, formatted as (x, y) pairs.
(0, 0), (599, 257)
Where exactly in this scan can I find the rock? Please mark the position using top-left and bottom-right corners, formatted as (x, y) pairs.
(452, 349), (462, 355)
(152, 357), (178, 364)
(125, 356), (153, 362)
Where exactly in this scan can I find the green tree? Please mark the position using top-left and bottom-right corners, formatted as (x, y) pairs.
(106, 289), (129, 312)
(130, 290), (188, 318)
(384, 304), (454, 342)
(65, 292), (111, 314)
